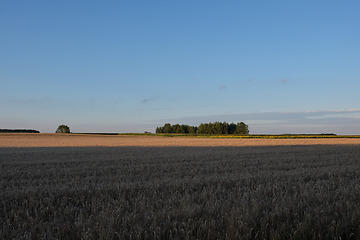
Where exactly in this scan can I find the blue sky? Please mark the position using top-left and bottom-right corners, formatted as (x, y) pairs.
(1, 1), (360, 134)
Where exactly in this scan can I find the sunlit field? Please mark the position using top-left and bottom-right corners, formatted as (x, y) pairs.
(1, 134), (360, 239)
(1, 133), (360, 147)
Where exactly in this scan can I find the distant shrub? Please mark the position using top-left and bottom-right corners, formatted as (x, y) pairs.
(56, 125), (71, 133)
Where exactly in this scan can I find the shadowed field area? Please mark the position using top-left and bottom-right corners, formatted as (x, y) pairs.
(1, 145), (360, 239)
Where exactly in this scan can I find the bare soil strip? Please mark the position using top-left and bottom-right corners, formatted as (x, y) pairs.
(1, 133), (360, 147)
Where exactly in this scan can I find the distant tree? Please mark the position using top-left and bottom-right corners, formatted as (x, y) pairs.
(188, 126), (197, 134)
(181, 125), (190, 134)
(155, 127), (163, 133)
(172, 124), (181, 133)
(56, 125), (71, 133)
(163, 123), (172, 133)
(214, 122), (228, 134)
(234, 122), (249, 135)
(197, 123), (207, 134)
(228, 122), (237, 134)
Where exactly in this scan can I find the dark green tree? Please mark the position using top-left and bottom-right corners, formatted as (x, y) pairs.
(188, 126), (197, 134)
(228, 122), (237, 134)
(234, 122), (249, 135)
(56, 125), (70, 133)
(155, 127), (163, 133)
(197, 123), (207, 134)
(163, 123), (172, 133)
(172, 124), (181, 133)
(214, 122), (223, 134)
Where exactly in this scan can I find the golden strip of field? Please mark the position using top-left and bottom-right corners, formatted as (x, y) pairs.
(1, 133), (360, 147)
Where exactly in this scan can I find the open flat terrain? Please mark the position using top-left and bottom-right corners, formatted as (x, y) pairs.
(1, 134), (360, 239)
(1, 133), (360, 147)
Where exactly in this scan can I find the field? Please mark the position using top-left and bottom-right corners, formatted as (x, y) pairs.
(1, 133), (360, 147)
(1, 134), (360, 239)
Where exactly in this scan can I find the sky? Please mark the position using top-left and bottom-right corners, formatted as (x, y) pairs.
(1, 1), (360, 134)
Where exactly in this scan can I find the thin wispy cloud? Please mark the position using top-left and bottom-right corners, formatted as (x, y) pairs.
(0, 98), (70, 105)
(320, 109), (360, 113)
(141, 98), (154, 104)
(152, 107), (172, 111)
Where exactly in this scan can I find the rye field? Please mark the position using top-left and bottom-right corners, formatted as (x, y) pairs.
(1, 134), (360, 239)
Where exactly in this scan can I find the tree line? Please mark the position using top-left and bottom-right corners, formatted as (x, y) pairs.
(0, 129), (40, 133)
(156, 122), (249, 135)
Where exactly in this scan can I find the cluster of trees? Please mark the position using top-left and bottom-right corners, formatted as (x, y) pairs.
(0, 129), (40, 133)
(156, 124), (198, 134)
(156, 122), (249, 135)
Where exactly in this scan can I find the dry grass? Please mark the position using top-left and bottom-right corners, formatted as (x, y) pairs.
(1, 133), (360, 147)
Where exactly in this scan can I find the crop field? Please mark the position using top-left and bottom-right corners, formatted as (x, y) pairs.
(1, 134), (360, 239)
(1, 133), (360, 147)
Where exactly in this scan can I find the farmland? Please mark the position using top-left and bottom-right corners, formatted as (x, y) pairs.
(1, 134), (360, 239)
(1, 133), (360, 147)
